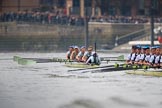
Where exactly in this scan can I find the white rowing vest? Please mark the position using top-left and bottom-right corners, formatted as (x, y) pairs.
(144, 55), (151, 62)
(135, 54), (141, 62)
(155, 55), (161, 64)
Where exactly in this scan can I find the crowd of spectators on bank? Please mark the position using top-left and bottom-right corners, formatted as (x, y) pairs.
(0, 10), (85, 26)
(91, 16), (162, 23)
(1, 10), (162, 26)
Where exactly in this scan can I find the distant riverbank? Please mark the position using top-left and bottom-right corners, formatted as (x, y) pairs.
(0, 22), (158, 51)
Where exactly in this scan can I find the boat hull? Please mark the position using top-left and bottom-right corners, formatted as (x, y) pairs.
(65, 63), (99, 68)
(126, 69), (162, 77)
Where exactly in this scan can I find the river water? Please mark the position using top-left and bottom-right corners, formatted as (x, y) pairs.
(0, 52), (162, 108)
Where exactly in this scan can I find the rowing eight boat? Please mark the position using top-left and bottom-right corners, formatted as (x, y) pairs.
(13, 55), (125, 65)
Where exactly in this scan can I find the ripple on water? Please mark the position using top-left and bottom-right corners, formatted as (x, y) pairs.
(59, 99), (103, 108)
(107, 96), (148, 108)
(46, 73), (91, 79)
(160, 101), (162, 105)
(47, 74), (77, 78)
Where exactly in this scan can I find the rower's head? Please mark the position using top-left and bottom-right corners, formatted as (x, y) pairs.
(69, 46), (74, 52)
(146, 48), (150, 55)
(81, 46), (86, 52)
(131, 45), (136, 53)
(74, 46), (79, 53)
(143, 46), (150, 54)
(88, 46), (93, 52)
(150, 46), (156, 55)
(141, 46), (147, 54)
(155, 46), (160, 55)
(135, 45), (141, 54)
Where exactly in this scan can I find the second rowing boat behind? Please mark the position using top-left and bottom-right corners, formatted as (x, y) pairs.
(65, 62), (99, 68)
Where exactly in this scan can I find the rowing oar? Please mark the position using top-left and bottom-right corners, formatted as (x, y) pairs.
(99, 64), (161, 73)
(13, 56), (79, 65)
(69, 63), (149, 73)
(100, 55), (124, 60)
(87, 64), (147, 73)
(17, 58), (75, 65)
(88, 67), (133, 73)
(0, 58), (13, 60)
(68, 63), (125, 72)
(97, 65), (140, 73)
(100, 55), (125, 62)
(13, 56), (69, 62)
(103, 59), (125, 62)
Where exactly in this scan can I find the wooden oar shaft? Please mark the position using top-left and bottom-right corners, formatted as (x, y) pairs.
(71, 64), (148, 73)
(92, 66), (138, 73)
(14, 56), (75, 63)
(100, 55), (124, 61)
(101, 59), (126, 62)
(0, 58), (13, 60)
(91, 64), (147, 73)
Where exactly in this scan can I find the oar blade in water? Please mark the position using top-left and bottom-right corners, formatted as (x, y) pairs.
(13, 56), (21, 62)
(17, 58), (36, 65)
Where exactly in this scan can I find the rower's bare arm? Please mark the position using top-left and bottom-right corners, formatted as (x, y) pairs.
(82, 56), (87, 62)
(76, 55), (79, 60)
(138, 60), (143, 65)
(70, 52), (75, 60)
(153, 63), (160, 67)
(125, 60), (129, 64)
(160, 63), (162, 67)
(66, 54), (69, 59)
(143, 61), (148, 65)
(76, 55), (81, 61)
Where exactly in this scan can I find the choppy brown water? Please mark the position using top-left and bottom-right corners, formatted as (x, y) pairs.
(0, 52), (162, 108)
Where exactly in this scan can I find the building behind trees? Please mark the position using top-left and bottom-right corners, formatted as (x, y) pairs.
(0, 0), (162, 17)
